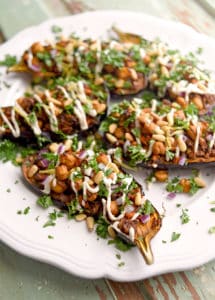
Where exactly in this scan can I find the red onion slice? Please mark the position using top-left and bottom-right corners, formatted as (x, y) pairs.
(140, 214), (150, 224)
(167, 192), (176, 200)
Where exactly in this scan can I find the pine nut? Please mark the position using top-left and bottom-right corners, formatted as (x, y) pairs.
(161, 66), (169, 77)
(130, 68), (138, 80)
(115, 79), (124, 88)
(107, 162), (120, 173)
(135, 192), (143, 206)
(167, 111), (174, 126)
(125, 132), (134, 141)
(49, 143), (59, 153)
(86, 216), (94, 232)
(157, 120), (168, 127)
(108, 225), (116, 238)
(194, 177), (206, 188)
(94, 171), (104, 184)
(28, 164), (38, 178)
(109, 123), (117, 134)
(64, 139), (72, 150)
(177, 135), (187, 152)
(154, 126), (164, 135)
(152, 134), (166, 142)
(75, 213), (87, 221)
(106, 133), (117, 144)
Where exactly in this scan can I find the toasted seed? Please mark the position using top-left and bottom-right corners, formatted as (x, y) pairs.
(135, 192), (143, 206)
(157, 120), (168, 127)
(86, 216), (94, 232)
(75, 214), (87, 221)
(167, 111), (174, 126)
(177, 136), (187, 152)
(108, 225), (116, 238)
(64, 139), (72, 151)
(194, 177), (206, 188)
(154, 126), (165, 135)
(106, 133), (117, 144)
(94, 171), (104, 184)
(166, 136), (174, 148)
(28, 164), (38, 178)
(107, 162), (120, 173)
(49, 143), (59, 153)
(161, 66), (169, 77)
(162, 125), (171, 133)
(130, 68), (138, 80)
(109, 123), (117, 134)
(152, 134), (166, 142)
(115, 79), (124, 88)
(125, 132), (134, 141)
(149, 73), (158, 82)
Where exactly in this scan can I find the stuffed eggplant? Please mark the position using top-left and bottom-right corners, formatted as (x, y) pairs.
(22, 138), (161, 264)
(0, 80), (108, 144)
(100, 97), (215, 168)
(8, 36), (147, 95)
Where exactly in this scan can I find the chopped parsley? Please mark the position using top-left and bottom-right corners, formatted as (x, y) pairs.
(210, 208), (215, 212)
(51, 25), (62, 34)
(171, 232), (181, 242)
(180, 209), (190, 224)
(43, 219), (56, 228)
(208, 226), (215, 234)
(67, 200), (81, 218)
(96, 216), (109, 239)
(166, 150), (175, 161)
(185, 103), (198, 116)
(127, 144), (147, 165)
(48, 235), (54, 239)
(37, 195), (53, 208)
(166, 177), (183, 193)
(0, 54), (17, 67)
(42, 152), (58, 169)
(118, 262), (125, 267)
(0, 140), (36, 165)
(108, 237), (133, 252)
(101, 49), (125, 68)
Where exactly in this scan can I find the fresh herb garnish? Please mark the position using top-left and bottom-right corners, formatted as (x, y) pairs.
(0, 54), (17, 67)
(96, 216), (109, 239)
(166, 177), (183, 193)
(51, 25), (62, 34)
(37, 195), (53, 208)
(180, 209), (190, 224)
(171, 232), (181, 242)
(108, 237), (134, 251)
(210, 208), (215, 212)
(208, 226), (215, 234)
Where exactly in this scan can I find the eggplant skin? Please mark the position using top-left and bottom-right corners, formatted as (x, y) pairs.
(138, 159), (215, 169)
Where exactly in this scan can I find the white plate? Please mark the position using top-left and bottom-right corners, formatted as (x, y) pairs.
(0, 11), (215, 282)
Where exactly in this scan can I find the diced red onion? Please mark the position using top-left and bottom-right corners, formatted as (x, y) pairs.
(124, 205), (134, 213)
(29, 64), (41, 72)
(178, 91), (186, 97)
(57, 144), (65, 154)
(206, 134), (213, 142)
(78, 150), (87, 160)
(140, 214), (150, 224)
(178, 155), (186, 166)
(39, 158), (49, 169)
(116, 197), (123, 206)
(50, 49), (57, 58)
(182, 135), (187, 142)
(167, 192), (176, 200)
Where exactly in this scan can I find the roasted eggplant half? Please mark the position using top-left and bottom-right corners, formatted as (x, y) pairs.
(0, 80), (109, 144)
(100, 98), (215, 168)
(22, 140), (161, 264)
(8, 36), (148, 96)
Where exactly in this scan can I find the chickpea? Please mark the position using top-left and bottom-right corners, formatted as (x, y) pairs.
(152, 141), (166, 155)
(51, 180), (67, 193)
(116, 67), (131, 80)
(60, 153), (76, 169)
(96, 153), (109, 165)
(92, 100), (106, 114)
(31, 42), (45, 54)
(143, 55), (151, 65)
(74, 179), (83, 191)
(87, 191), (98, 202)
(179, 178), (191, 193)
(55, 165), (69, 181)
(187, 125), (197, 140)
(154, 170), (168, 182)
(114, 127), (124, 139)
(110, 201), (119, 216)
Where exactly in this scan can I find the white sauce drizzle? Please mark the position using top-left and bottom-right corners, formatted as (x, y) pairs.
(194, 124), (201, 154)
(0, 108), (20, 137)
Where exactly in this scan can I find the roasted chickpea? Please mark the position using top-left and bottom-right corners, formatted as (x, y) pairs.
(154, 170), (168, 182)
(55, 165), (69, 181)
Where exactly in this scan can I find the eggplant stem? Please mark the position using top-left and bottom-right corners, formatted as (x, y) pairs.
(135, 237), (154, 265)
